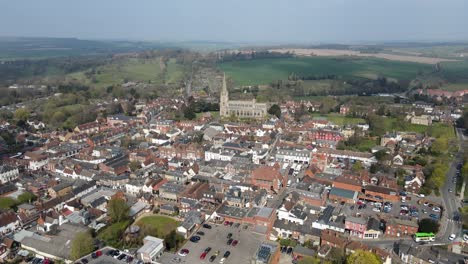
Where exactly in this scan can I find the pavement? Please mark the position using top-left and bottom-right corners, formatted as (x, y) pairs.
(438, 128), (466, 243)
(159, 223), (264, 264)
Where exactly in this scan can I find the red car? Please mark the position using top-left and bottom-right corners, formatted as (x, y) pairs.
(200, 252), (207, 260)
(224, 221), (230, 226)
(232, 240), (238, 246)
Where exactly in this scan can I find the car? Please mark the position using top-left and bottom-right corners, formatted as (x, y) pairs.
(209, 255), (217, 262)
(91, 252), (98, 259)
(287, 247), (293, 254)
(433, 207), (441, 212)
(232, 240), (238, 246)
(227, 233), (233, 239)
(243, 225), (248, 230)
(197, 231), (205, 236)
(448, 189), (453, 193)
(223, 251), (231, 258)
(375, 195), (383, 200)
(463, 234), (468, 241)
(429, 213), (440, 220)
(224, 221), (230, 226)
(428, 204), (434, 208)
(423, 202), (429, 206)
(350, 205), (355, 210)
(190, 236), (201, 242)
(117, 254), (126, 260)
(200, 252), (208, 260)
(213, 250), (220, 256)
(418, 194), (425, 198)
(234, 223), (241, 228)
(400, 210), (408, 216)
(229, 222), (233, 226)
(400, 205), (409, 210)
(358, 205), (363, 210)
(372, 207), (380, 212)
(204, 247), (212, 253)
(106, 250), (113, 256)
(96, 250), (102, 257)
(126, 256), (134, 263)
(112, 250), (121, 258)
(178, 249), (189, 257)
(219, 258), (227, 264)
(449, 234), (456, 241)
(374, 202), (382, 208)
(203, 224), (212, 229)
(227, 238), (233, 245)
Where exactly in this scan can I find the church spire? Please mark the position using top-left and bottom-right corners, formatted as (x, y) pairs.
(220, 73), (229, 117)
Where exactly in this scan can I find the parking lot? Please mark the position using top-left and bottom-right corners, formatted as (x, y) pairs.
(76, 247), (140, 264)
(160, 223), (264, 264)
(337, 194), (443, 223)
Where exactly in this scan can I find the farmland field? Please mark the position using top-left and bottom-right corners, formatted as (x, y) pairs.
(219, 57), (434, 86)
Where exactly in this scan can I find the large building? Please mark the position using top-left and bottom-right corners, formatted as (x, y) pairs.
(220, 74), (268, 119)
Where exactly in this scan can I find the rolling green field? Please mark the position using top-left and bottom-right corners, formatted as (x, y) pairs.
(219, 57), (434, 86)
(67, 57), (186, 88)
(311, 113), (366, 126)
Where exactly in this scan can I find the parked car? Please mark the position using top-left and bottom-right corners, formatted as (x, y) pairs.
(372, 207), (380, 212)
(449, 234), (456, 241)
(209, 255), (217, 262)
(227, 238), (233, 245)
(200, 252), (207, 260)
(223, 251), (231, 258)
(204, 247), (212, 253)
(232, 240), (238, 246)
(190, 236), (201, 242)
(126, 256), (133, 263)
(197, 231), (205, 236)
(227, 233), (232, 239)
(433, 207), (441, 212)
(429, 213), (440, 220)
(203, 224), (212, 229)
(178, 249), (189, 257)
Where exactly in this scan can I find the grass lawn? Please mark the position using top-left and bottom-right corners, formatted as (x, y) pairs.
(196, 111), (219, 119)
(311, 113), (365, 126)
(97, 220), (131, 247)
(379, 117), (455, 139)
(136, 215), (179, 237)
(219, 57), (434, 86)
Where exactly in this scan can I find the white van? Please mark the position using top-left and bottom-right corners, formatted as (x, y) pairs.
(287, 180), (292, 187)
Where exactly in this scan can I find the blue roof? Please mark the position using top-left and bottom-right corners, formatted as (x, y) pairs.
(329, 187), (357, 200)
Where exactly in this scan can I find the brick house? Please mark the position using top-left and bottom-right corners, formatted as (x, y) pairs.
(385, 219), (418, 237)
(249, 165), (287, 194)
(345, 216), (367, 238)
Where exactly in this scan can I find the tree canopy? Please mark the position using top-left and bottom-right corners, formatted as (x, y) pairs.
(70, 231), (94, 260)
(268, 104), (281, 118)
(418, 218), (440, 233)
(107, 198), (130, 223)
(347, 250), (382, 264)
(298, 256), (321, 264)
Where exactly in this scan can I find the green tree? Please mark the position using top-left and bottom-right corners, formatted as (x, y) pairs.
(352, 161), (363, 172)
(0, 197), (17, 209)
(431, 137), (448, 155)
(268, 104), (281, 118)
(70, 231), (94, 260)
(17, 192), (37, 204)
(347, 250), (382, 264)
(14, 108), (30, 122)
(107, 198), (130, 223)
(183, 106), (196, 120)
(164, 230), (184, 251)
(418, 218), (440, 233)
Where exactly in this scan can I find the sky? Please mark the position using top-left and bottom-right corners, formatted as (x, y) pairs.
(1, 0), (467, 43)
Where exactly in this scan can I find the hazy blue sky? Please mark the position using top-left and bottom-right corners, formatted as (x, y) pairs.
(1, 0), (467, 43)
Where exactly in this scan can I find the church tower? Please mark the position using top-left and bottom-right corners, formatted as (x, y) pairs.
(220, 73), (229, 117)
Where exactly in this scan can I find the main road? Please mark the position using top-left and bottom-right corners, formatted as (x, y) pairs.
(439, 127), (466, 242)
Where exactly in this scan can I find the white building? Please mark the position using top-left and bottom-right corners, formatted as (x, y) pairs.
(0, 165), (19, 184)
(137, 236), (165, 264)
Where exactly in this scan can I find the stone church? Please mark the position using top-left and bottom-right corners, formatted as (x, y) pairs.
(219, 74), (268, 119)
